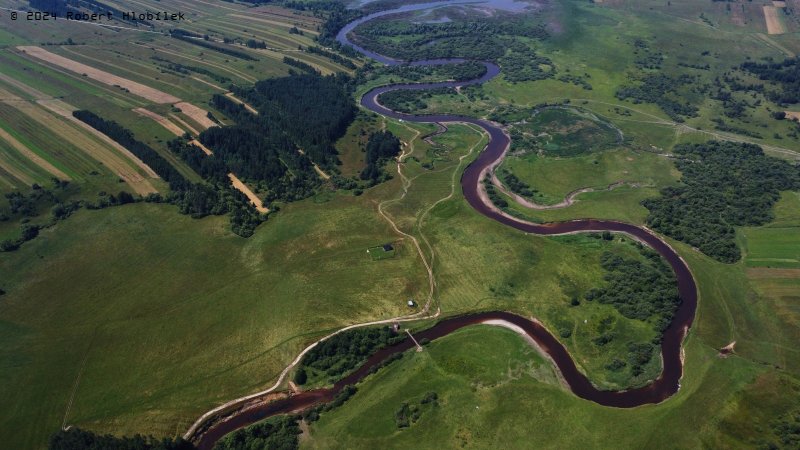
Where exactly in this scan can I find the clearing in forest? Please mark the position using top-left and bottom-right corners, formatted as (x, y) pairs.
(228, 173), (269, 213)
(763, 6), (787, 34)
(16, 46), (180, 103)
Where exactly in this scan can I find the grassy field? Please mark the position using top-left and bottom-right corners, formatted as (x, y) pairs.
(500, 148), (678, 206)
(0, 191), (428, 448)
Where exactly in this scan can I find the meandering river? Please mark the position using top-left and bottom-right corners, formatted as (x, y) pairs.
(193, 3), (698, 447)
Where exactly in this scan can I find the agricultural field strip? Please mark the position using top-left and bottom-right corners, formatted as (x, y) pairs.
(57, 46), (195, 99)
(129, 43), (258, 83)
(0, 125), (71, 181)
(230, 13), (319, 35)
(32, 97), (160, 183)
(0, 140), (37, 186)
(169, 114), (200, 136)
(763, 5), (787, 35)
(17, 46), (180, 104)
(199, 18), (310, 51)
(134, 108), (185, 136)
(0, 87), (159, 194)
(175, 102), (218, 130)
(0, 77), (161, 180)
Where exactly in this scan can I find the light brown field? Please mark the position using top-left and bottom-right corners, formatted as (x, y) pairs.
(763, 6), (787, 34)
(228, 173), (269, 213)
(134, 108), (185, 136)
(224, 92), (259, 115)
(16, 46), (180, 104)
(174, 102), (218, 130)
(0, 127), (70, 181)
(785, 111), (800, 121)
(773, 1), (787, 7)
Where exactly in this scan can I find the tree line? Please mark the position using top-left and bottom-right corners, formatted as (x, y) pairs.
(49, 427), (193, 450)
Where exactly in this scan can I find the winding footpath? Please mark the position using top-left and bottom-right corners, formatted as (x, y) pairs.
(187, 3), (699, 447)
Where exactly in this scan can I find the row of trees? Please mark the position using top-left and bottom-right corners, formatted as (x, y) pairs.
(643, 141), (800, 263)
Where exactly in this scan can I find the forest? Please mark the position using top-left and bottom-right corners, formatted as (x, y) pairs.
(740, 56), (800, 105)
(199, 72), (358, 202)
(231, 73), (356, 168)
(74, 111), (266, 237)
(48, 427), (193, 450)
(643, 141), (800, 263)
(615, 73), (699, 122)
(295, 326), (406, 383)
(360, 131), (402, 183)
(585, 248), (681, 334)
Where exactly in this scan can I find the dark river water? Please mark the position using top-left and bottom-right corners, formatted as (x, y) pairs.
(194, 4), (699, 448)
